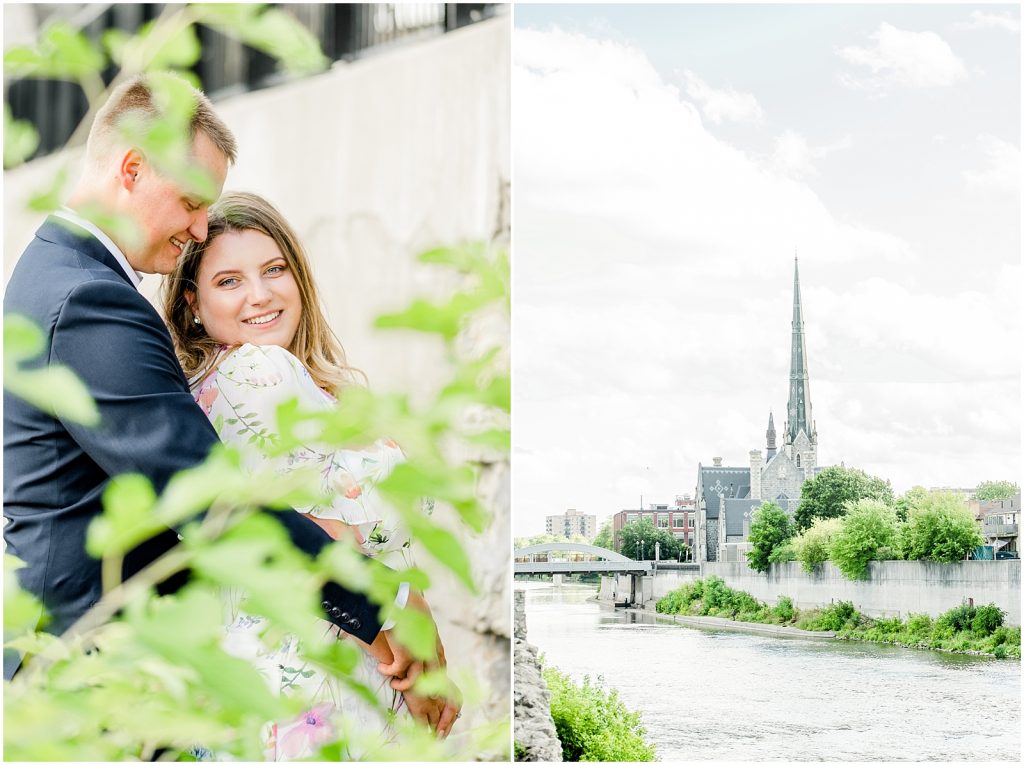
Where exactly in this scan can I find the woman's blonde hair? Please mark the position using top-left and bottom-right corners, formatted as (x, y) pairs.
(163, 191), (361, 391)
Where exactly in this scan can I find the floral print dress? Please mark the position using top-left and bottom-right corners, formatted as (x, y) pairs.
(191, 343), (412, 761)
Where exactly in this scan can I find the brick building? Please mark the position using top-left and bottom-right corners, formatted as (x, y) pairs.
(612, 495), (696, 557)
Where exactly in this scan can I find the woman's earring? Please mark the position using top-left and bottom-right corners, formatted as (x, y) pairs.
(193, 315), (202, 326)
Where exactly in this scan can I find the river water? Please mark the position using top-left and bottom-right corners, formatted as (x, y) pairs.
(520, 582), (1021, 761)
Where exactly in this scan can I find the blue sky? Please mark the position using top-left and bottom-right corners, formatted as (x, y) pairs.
(512, 4), (1020, 535)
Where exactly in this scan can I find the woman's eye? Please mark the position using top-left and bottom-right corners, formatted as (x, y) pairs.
(218, 277), (239, 287)
(266, 265), (286, 275)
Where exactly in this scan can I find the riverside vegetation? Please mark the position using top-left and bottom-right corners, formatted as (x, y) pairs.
(656, 577), (1021, 659)
(538, 660), (655, 762)
(748, 486), (993, 580)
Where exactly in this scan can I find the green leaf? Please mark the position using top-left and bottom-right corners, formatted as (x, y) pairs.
(4, 22), (106, 80)
(418, 241), (488, 272)
(379, 463), (489, 533)
(104, 18), (202, 72)
(19, 365), (101, 426)
(27, 166), (69, 213)
(128, 585), (287, 724)
(406, 515), (477, 593)
(3, 314), (45, 363)
(387, 603), (438, 663)
(55, 204), (143, 256)
(4, 631), (71, 663)
(3, 318), (101, 426)
(4, 104), (39, 168)
(86, 474), (161, 557)
(193, 4), (329, 76)
(465, 428), (511, 452)
(4, 555), (49, 634)
(411, 667), (456, 697)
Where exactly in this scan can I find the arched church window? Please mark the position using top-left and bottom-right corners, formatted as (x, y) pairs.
(796, 454), (802, 467)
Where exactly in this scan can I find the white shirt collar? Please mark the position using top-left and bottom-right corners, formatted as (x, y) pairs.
(52, 207), (144, 289)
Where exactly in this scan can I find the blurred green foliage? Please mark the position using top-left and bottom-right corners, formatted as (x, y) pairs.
(4, 4), (509, 760)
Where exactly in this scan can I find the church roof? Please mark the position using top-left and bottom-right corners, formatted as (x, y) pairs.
(723, 499), (760, 536)
(697, 465), (751, 519)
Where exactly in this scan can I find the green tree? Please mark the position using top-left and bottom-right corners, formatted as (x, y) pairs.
(591, 520), (614, 551)
(514, 533), (561, 549)
(829, 498), (899, 580)
(792, 517), (843, 573)
(899, 491), (983, 563)
(794, 465), (894, 531)
(618, 518), (680, 561)
(893, 485), (930, 523)
(975, 480), (1019, 501)
(745, 501), (793, 572)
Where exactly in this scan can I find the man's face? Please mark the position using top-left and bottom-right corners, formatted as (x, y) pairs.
(126, 130), (228, 275)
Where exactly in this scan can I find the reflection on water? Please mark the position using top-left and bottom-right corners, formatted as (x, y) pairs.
(520, 582), (1021, 761)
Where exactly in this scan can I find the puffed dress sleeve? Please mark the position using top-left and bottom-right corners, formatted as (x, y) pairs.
(192, 343), (414, 569)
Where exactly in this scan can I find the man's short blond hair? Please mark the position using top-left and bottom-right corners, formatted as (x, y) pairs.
(87, 72), (237, 166)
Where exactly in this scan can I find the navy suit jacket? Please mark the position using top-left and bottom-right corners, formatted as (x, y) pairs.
(4, 217), (380, 679)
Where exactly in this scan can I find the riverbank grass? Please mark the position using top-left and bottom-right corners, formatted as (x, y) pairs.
(541, 664), (656, 762)
(656, 577), (1020, 659)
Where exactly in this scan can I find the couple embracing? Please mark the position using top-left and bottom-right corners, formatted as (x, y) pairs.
(4, 72), (459, 759)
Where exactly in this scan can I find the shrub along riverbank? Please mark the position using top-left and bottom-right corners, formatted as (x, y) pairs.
(656, 576), (1021, 659)
(540, 662), (656, 762)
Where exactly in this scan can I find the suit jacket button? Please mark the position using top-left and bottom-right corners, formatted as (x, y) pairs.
(330, 606), (343, 619)
(321, 600), (332, 612)
(349, 618), (361, 630)
(339, 612), (351, 621)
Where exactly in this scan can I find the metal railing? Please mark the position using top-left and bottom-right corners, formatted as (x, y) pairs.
(6, 3), (501, 161)
(983, 521), (1019, 537)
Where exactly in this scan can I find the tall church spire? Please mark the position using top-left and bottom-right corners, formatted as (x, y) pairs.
(786, 257), (812, 444)
(766, 411), (777, 459)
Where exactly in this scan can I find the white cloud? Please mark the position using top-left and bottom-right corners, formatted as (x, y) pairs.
(769, 130), (852, 179)
(963, 134), (1021, 194)
(512, 27), (944, 530)
(511, 21), (1020, 535)
(682, 69), (765, 125)
(838, 23), (968, 91)
(954, 10), (1021, 33)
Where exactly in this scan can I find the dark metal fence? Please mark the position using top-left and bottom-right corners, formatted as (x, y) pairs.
(5, 3), (501, 162)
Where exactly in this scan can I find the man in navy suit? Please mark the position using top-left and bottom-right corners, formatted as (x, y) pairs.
(4, 74), (452, 732)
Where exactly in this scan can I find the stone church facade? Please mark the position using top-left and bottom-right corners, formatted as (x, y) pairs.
(695, 259), (823, 562)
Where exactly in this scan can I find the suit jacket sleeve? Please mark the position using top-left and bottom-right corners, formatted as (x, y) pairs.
(50, 278), (382, 642)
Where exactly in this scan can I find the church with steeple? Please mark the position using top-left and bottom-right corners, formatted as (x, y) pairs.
(694, 258), (823, 562)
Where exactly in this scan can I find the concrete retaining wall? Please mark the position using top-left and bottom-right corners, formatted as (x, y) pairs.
(703, 560), (1021, 625)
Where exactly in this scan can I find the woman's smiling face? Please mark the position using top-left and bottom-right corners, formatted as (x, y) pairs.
(190, 228), (303, 350)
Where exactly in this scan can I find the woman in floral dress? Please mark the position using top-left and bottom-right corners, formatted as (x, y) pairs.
(163, 192), (455, 759)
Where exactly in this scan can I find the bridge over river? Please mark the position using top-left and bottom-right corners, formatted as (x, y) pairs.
(515, 542), (681, 574)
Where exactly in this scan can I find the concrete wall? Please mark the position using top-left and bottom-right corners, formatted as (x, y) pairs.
(4, 15), (511, 734)
(702, 560), (1021, 625)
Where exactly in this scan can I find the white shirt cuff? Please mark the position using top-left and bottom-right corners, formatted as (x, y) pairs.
(380, 581), (410, 631)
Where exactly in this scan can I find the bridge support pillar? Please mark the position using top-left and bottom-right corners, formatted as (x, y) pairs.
(552, 574), (563, 587)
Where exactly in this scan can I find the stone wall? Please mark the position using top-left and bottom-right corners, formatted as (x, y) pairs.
(702, 560), (1021, 624)
(513, 591), (563, 762)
